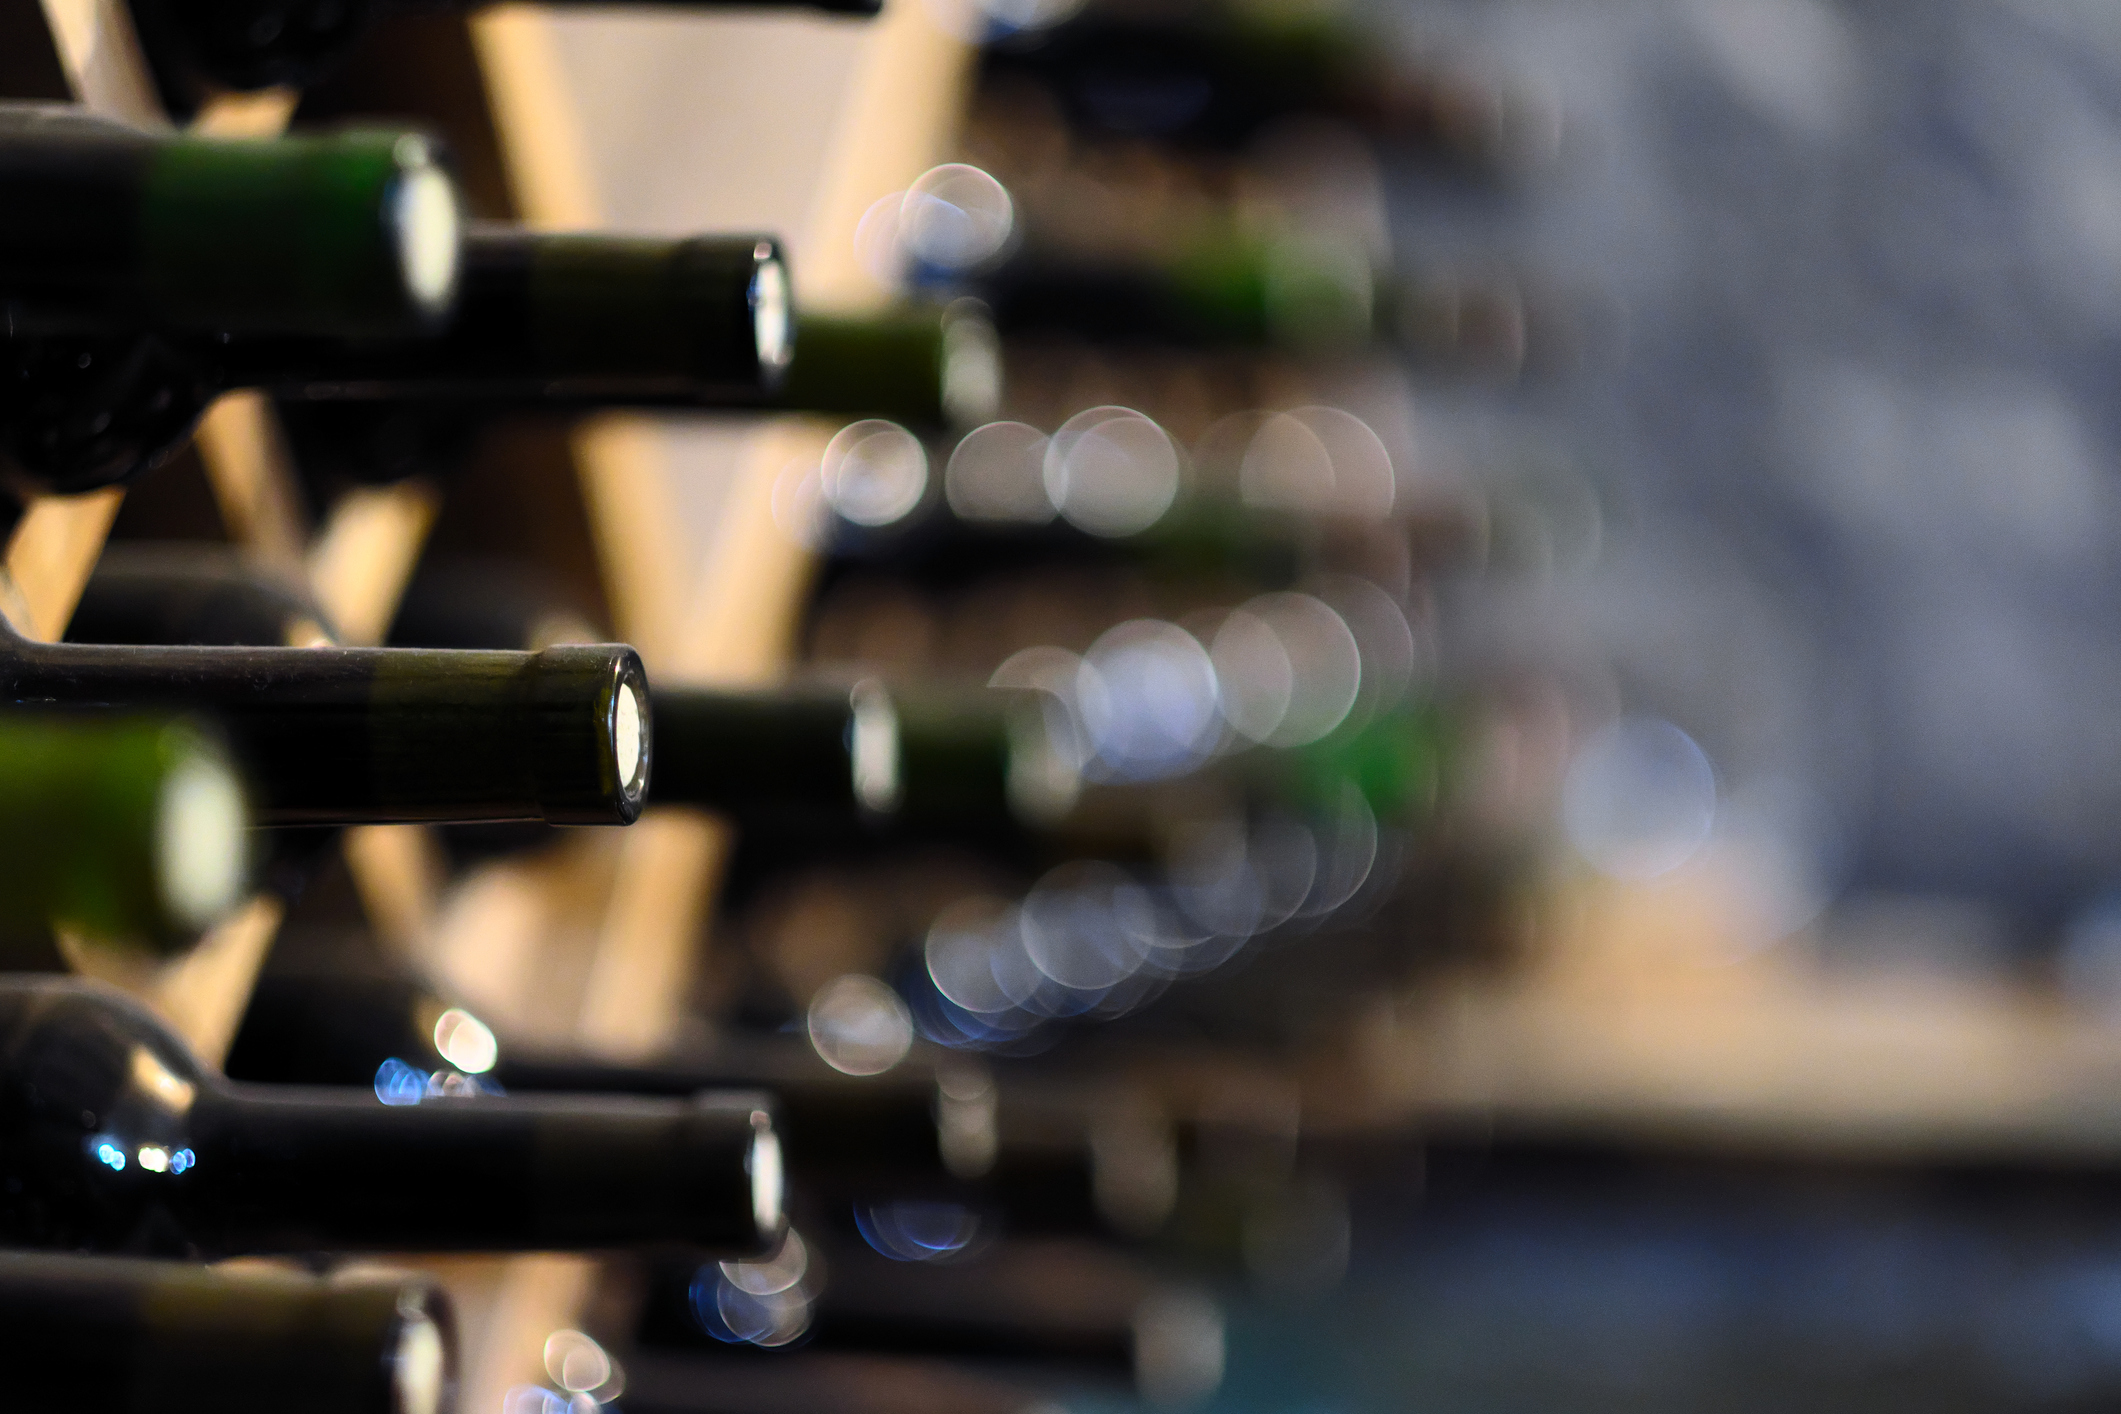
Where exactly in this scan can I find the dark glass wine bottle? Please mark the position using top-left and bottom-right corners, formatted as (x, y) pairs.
(221, 225), (791, 404)
(70, 543), (337, 649)
(129, 0), (883, 114)
(3, 226), (789, 495)
(0, 1250), (457, 1414)
(0, 103), (462, 494)
(649, 680), (903, 821)
(981, 4), (1545, 171)
(0, 714), (250, 952)
(0, 104), (459, 338)
(223, 967), (1000, 1188)
(2, 611), (650, 826)
(0, 975), (783, 1256)
(640, 1233), (1225, 1406)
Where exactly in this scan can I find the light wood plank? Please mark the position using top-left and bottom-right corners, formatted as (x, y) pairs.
(193, 392), (311, 574)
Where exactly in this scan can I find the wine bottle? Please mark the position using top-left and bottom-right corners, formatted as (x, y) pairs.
(0, 975), (783, 1256)
(640, 1234), (1225, 1405)
(0, 1250), (457, 1414)
(221, 225), (792, 404)
(774, 303), (1000, 430)
(0, 714), (250, 952)
(70, 543), (337, 648)
(650, 680), (903, 822)
(980, 4), (1549, 172)
(221, 956), (1173, 1237)
(388, 555), (1074, 827)
(970, 231), (1529, 370)
(0, 613), (650, 826)
(129, 0), (883, 115)
(889, 686), (1079, 830)
(3, 226), (789, 495)
(0, 104), (459, 338)
(392, 560), (903, 822)
(223, 967), (1000, 1187)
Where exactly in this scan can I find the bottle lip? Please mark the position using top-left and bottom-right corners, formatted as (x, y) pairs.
(151, 725), (250, 936)
(385, 136), (463, 326)
(751, 244), (795, 381)
(391, 1303), (454, 1414)
(849, 679), (903, 817)
(749, 1119), (786, 1244)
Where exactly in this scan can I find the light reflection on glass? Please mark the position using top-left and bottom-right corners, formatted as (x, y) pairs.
(1212, 593), (1362, 749)
(806, 972), (915, 1076)
(1239, 405), (1397, 520)
(1043, 406), (1182, 537)
(1079, 619), (1222, 781)
(501, 1386), (571, 1414)
(542, 1329), (622, 1401)
(375, 1058), (429, 1107)
(900, 163), (1016, 272)
(821, 419), (930, 528)
(853, 1199), (985, 1262)
(722, 1229), (810, 1296)
(1020, 860), (1148, 993)
(926, 896), (1024, 1018)
(947, 420), (1056, 522)
(432, 1007), (498, 1074)
(1564, 716), (1719, 880)
(690, 1244), (815, 1348)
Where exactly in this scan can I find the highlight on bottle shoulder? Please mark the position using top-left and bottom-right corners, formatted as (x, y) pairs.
(0, 713), (250, 953)
(0, 1250), (458, 1414)
(0, 104), (462, 338)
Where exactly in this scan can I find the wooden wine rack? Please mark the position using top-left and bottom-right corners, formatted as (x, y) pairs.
(4, 0), (973, 1407)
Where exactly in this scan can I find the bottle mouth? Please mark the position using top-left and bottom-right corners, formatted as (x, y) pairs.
(388, 137), (462, 322)
(154, 739), (249, 934)
(613, 679), (647, 799)
(751, 247), (794, 376)
(941, 299), (1002, 427)
(849, 679), (902, 816)
(391, 1307), (451, 1414)
(749, 1121), (786, 1242)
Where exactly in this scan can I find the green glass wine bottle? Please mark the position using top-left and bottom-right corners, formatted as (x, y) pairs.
(774, 302), (1000, 430)
(0, 714), (250, 952)
(974, 227), (1529, 371)
(0, 103), (459, 338)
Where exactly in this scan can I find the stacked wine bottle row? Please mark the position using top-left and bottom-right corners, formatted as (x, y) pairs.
(0, 0), (1546, 1408)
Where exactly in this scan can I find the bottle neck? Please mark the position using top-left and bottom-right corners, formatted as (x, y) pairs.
(649, 684), (896, 818)
(190, 1084), (780, 1255)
